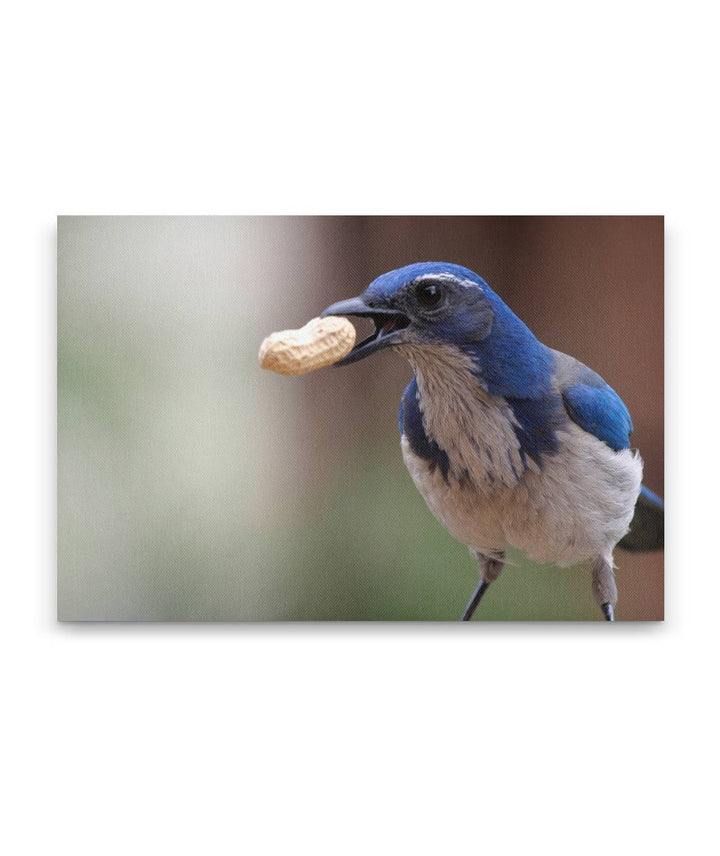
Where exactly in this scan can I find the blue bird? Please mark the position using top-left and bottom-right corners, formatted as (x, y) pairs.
(322, 262), (663, 621)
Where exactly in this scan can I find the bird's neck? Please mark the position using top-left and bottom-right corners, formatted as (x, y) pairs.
(464, 295), (555, 399)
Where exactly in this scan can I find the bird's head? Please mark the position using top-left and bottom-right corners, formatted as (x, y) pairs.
(322, 261), (551, 397)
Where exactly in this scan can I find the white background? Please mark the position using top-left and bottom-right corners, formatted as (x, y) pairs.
(2, 2), (716, 854)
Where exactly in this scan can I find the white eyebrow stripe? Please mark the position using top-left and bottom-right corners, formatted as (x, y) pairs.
(413, 273), (480, 290)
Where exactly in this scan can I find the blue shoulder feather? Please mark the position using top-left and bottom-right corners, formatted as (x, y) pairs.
(561, 376), (633, 451)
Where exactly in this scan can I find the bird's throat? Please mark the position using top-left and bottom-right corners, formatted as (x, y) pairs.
(400, 343), (528, 489)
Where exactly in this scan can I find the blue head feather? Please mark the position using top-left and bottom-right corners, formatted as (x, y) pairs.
(364, 262), (555, 399)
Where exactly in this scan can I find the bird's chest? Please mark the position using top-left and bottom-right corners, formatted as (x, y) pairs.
(401, 434), (508, 553)
(398, 359), (529, 552)
(405, 358), (528, 492)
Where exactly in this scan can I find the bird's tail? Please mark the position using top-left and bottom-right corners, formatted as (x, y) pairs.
(618, 484), (664, 551)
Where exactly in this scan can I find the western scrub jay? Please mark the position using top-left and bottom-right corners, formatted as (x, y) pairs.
(322, 262), (663, 621)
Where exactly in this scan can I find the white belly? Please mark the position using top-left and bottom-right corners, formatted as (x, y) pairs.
(401, 424), (642, 566)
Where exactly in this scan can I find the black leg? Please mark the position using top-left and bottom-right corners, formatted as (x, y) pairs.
(461, 579), (489, 621)
(591, 557), (618, 622)
(601, 602), (615, 621)
(461, 553), (505, 621)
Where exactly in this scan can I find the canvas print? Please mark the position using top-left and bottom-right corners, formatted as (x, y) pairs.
(58, 216), (664, 620)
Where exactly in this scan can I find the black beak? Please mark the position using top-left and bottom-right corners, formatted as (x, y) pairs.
(321, 296), (410, 365)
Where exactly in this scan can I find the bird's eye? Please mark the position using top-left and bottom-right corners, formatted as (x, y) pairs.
(416, 282), (443, 308)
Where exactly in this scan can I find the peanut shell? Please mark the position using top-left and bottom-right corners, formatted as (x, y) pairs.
(258, 316), (356, 375)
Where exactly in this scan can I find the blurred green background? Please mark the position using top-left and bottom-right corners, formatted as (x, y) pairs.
(58, 216), (663, 620)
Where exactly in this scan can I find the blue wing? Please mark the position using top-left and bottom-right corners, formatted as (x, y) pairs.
(561, 378), (633, 451)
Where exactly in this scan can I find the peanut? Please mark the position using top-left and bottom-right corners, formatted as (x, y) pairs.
(258, 316), (356, 375)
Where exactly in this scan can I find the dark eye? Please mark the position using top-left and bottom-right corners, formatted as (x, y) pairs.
(416, 282), (443, 308)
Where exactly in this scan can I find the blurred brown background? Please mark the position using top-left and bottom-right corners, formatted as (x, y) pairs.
(59, 216), (663, 620)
